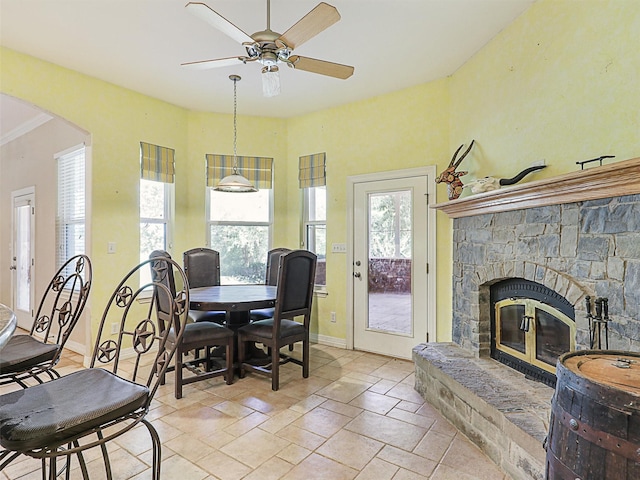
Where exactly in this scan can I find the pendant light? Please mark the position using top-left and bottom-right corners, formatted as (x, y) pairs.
(215, 75), (258, 193)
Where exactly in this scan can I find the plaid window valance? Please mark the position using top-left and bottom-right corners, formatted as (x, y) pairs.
(206, 154), (273, 189)
(140, 142), (175, 183)
(299, 153), (326, 188)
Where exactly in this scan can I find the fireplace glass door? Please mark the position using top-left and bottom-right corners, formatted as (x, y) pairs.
(495, 298), (575, 375)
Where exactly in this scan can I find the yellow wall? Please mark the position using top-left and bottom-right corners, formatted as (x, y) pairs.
(1, 0), (638, 349)
(286, 81), (451, 340)
(450, 0), (639, 185)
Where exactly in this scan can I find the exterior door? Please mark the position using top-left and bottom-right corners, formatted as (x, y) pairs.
(11, 189), (36, 330)
(352, 173), (431, 359)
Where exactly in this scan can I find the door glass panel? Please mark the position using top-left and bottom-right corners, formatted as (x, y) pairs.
(499, 304), (526, 353)
(367, 190), (412, 334)
(536, 308), (570, 366)
(15, 203), (31, 312)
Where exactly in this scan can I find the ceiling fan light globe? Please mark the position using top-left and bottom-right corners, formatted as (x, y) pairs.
(215, 174), (258, 193)
(262, 68), (281, 97)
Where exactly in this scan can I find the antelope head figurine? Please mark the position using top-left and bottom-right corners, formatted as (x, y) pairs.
(436, 140), (475, 200)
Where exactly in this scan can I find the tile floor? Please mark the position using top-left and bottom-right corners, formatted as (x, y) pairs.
(0, 343), (509, 480)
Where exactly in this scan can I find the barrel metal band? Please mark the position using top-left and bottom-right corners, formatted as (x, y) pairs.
(546, 450), (583, 480)
(554, 403), (640, 462)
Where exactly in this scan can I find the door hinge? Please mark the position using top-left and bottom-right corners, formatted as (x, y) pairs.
(426, 263), (429, 274)
(426, 332), (429, 342)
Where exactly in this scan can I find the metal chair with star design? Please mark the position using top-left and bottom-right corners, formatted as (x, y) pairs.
(0, 254), (92, 388)
(0, 257), (188, 479)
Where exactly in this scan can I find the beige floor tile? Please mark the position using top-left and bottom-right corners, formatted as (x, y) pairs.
(289, 393), (326, 413)
(395, 400), (424, 413)
(385, 382), (428, 404)
(368, 378), (399, 394)
(393, 467), (429, 479)
(276, 424), (326, 450)
(319, 398), (364, 418)
(150, 453), (209, 480)
(430, 463), (504, 480)
(315, 377), (373, 403)
(349, 390), (401, 415)
(164, 432), (217, 463)
(258, 408), (303, 434)
(354, 458), (399, 480)
(242, 456), (295, 480)
(281, 453), (359, 480)
(223, 410), (269, 437)
(316, 429), (384, 470)
(213, 399), (255, 418)
(219, 428), (290, 469)
(369, 365), (413, 382)
(377, 445), (437, 477)
(71, 445), (148, 479)
(412, 430), (455, 463)
(386, 407), (437, 429)
(276, 443), (312, 465)
(292, 406), (352, 438)
(195, 450), (252, 480)
(440, 436), (505, 479)
(346, 411), (428, 451)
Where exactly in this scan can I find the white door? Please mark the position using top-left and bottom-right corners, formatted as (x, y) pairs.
(352, 173), (432, 359)
(11, 189), (36, 330)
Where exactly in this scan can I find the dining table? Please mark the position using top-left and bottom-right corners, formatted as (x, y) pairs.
(189, 284), (277, 364)
(0, 303), (17, 352)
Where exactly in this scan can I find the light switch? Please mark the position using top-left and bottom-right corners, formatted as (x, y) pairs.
(107, 242), (116, 254)
(331, 243), (347, 253)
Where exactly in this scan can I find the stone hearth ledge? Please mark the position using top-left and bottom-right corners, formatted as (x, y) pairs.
(413, 342), (553, 480)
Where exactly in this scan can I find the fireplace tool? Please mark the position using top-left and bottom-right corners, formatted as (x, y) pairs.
(585, 295), (610, 349)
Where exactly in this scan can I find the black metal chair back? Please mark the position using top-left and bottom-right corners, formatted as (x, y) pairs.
(0, 257), (188, 479)
(0, 254), (92, 387)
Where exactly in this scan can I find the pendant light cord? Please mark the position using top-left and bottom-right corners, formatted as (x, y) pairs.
(233, 76), (238, 174)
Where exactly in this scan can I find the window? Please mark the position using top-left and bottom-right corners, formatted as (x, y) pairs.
(205, 154), (274, 284)
(56, 145), (85, 273)
(207, 188), (272, 284)
(299, 153), (327, 288)
(140, 142), (174, 286)
(303, 186), (327, 287)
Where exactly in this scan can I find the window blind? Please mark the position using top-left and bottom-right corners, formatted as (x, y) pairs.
(299, 153), (326, 188)
(206, 154), (273, 189)
(140, 142), (175, 183)
(56, 146), (85, 269)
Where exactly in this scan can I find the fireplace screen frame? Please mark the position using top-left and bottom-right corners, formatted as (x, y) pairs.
(490, 278), (576, 387)
(495, 297), (576, 376)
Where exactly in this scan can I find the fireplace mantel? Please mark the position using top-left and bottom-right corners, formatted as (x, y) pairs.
(432, 156), (640, 218)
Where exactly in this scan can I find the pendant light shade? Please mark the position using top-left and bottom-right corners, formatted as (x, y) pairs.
(215, 75), (257, 193)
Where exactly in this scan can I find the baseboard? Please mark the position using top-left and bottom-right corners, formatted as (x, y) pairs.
(310, 333), (347, 349)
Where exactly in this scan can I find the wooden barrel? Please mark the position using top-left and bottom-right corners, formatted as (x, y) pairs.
(546, 350), (640, 480)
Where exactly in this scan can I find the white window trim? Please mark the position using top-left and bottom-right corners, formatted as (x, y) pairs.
(302, 186), (327, 292)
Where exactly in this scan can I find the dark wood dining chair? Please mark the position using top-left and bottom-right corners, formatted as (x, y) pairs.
(0, 254), (92, 388)
(183, 247), (226, 324)
(238, 249), (317, 391)
(250, 247), (291, 321)
(0, 257), (187, 480)
(150, 250), (234, 399)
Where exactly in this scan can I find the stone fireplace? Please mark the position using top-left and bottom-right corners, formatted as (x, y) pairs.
(413, 157), (640, 480)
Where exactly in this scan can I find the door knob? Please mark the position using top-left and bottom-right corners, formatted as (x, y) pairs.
(355, 260), (361, 266)
(353, 272), (361, 278)
(9, 265), (16, 270)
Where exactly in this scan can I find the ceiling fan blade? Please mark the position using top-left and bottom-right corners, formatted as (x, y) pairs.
(181, 56), (245, 70)
(278, 2), (340, 49)
(185, 2), (254, 45)
(289, 55), (354, 79)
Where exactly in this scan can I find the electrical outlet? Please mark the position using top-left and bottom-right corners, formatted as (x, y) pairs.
(111, 322), (119, 335)
(330, 312), (337, 323)
(107, 242), (117, 254)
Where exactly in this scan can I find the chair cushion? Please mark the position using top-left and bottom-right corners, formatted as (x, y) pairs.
(188, 309), (226, 324)
(0, 368), (149, 451)
(169, 321), (233, 343)
(238, 318), (305, 340)
(249, 308), (275, 321)
(0, 335), (59, 373)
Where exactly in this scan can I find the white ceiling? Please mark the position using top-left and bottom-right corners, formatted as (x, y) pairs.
(1, 0), (535, 137)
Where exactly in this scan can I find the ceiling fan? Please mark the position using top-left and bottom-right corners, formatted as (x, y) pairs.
(182, 0), (355, 96)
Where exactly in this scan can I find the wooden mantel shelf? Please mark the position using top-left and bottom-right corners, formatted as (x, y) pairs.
(431, 157), (640, 218)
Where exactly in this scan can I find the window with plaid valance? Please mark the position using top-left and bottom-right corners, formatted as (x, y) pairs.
(299, 153), (326, 188)
(205, 154), (273, 189)
(140, 142), (175, 183)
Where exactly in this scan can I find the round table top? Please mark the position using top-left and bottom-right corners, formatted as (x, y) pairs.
(0, 303), (17, 351)
(189, 284), (277, 312)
